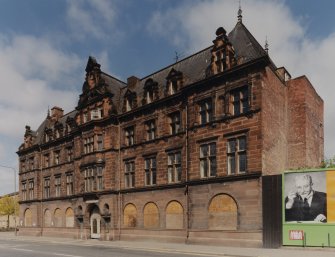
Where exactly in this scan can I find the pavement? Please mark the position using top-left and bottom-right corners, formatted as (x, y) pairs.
(1, 231), (335, 257)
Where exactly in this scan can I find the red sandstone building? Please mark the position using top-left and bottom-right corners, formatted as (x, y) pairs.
(17, 12), (323, 247)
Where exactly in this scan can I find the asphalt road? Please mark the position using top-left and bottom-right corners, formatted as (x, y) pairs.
(0, 237), (225, 257)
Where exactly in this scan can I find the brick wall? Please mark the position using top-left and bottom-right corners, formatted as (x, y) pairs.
(287, 76), (324, 168)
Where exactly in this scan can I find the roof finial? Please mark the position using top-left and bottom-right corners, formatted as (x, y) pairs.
(238, 0), (242, 23)
(174, 51), (179, 63)
(47, 106), (50, 118)
(264, 36), (269, 54)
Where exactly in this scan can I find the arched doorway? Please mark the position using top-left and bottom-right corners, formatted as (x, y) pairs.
(90, 205), (101, 239)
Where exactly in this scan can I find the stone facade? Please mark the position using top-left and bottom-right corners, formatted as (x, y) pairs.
(16, 13), (323, 247)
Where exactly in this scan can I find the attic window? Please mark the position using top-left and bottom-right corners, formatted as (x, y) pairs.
(126, 98), (132, 111)
(44, 129), (52, 143)
(55, 130), (60, 139)
(168, 80), (178, 95)
(45, 133), (50, 143)
(166, 69), (182, 96)
(66, 124), (71, 133)
(91, 107), (103, 120)
(83, 112), (88, 123)
(143, 79), (158, 104)
(146, 90), (153, 104)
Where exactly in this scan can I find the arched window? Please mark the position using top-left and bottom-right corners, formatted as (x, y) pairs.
(65, 208), (74, 227)
(24, 208), (32, 227)
(166, 201), (183, 229)
(44, 209), (52, 227)
(54, 208), (62, 227)
(143, 202), (159, 229)
(208, 194), (238, 230)
(123, 203), (137, 228)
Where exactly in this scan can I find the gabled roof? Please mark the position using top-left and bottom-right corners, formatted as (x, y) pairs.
(228, 21), (268, 63)
(20, 19), (271, 150)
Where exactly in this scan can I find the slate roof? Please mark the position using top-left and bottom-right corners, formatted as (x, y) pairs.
(121, 20), (268, 110)
(228, 21), (268, 62)
(24, 20), (269, 147)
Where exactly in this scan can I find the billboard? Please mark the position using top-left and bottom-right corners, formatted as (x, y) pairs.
(283, 169), (335, 247)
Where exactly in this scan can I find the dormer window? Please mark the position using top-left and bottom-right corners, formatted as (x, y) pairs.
(126, 98), (132, 111)
(45, 133), (50, 143)
(146, 90), (153, 104)
(210, 27), (236, 75)
(91, 107), (103, 120)
(44, 128), (52, 143)
(168, 80), (178, 95)
(166, 69), (182, 96)
(83, 112), (88, 123)
(143, 79), (158, 105)
(66, 124), (71, 133)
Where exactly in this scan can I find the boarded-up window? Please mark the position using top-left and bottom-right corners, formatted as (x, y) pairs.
(65, 208), (74, 227)
(143, 202), (159, 228)
(24, 208), (32, 227)
(208, 194), (237, 230)
(166, 201), (183, 229)
(44, 209), (51, 227)
(54, 208), (62, 227)
(123, 203), (137, 227)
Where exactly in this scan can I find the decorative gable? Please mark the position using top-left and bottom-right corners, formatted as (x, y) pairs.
(23, 126), (35, 148)
(77, 57), (112, 109)
(210, 27), (237, 75)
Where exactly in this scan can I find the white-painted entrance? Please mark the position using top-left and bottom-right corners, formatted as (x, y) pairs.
(90, 206), (101, 239)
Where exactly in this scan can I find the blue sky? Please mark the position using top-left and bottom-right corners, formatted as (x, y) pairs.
(0, 0), (334, 195)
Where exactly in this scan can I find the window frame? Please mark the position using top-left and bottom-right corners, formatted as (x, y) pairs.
(169, 112), (181, 135)
(167, 151), (182, 183)
(66, 173), (74, 196)
(227, 136), (247, 175)
(44, 153), (50, 168)
(22, 181), (27, 201)
(125, 126), (135, 146)
(144, 156), (157, 186)
(28, 179), (34, 200)
(230, 86), (250, 116)
(83, 136), (94, 154)
(54, 150), (60, 165)
(55, 175), (62, 197)
(199, 142), (217, 178)
(199, 98), (213, 124)
(124, 160), (135, 188)
(44, 177), (50, 199)
(145, 119), (156, 141)
(66, 146), (73, 162)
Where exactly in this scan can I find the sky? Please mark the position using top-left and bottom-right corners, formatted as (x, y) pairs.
(0, 0), (334, 195)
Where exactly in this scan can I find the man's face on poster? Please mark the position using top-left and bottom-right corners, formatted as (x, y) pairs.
(295, 177), (312, 198)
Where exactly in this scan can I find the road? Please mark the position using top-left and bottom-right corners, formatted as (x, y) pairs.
(0, 237), (226, 257)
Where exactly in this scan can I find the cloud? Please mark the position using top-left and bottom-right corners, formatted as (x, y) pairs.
(1, 35), (82, 86)
(0, 33), (83, 195)
(0, 34), (82, 139)
(66, 0), (119, 41)
(147, 0), (335, 157)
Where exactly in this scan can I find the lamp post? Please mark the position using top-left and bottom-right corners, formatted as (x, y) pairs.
(0, 164), (17, 236)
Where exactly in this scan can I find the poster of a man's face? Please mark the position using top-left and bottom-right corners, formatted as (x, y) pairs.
(284, 172), (327, 223)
